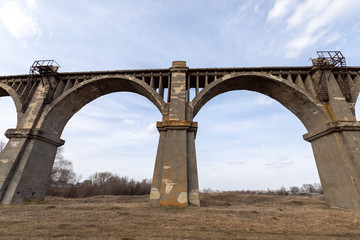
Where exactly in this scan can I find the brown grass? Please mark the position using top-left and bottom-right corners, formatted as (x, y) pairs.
(0, 192), (359, 239)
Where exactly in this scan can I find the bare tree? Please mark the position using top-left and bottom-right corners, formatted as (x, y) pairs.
(50, 147), (78, 184)
(0, 139), (6, 153)
(289, 186), (300, 194)
(276, 186), (289, 196)
(301, 184), (316, 193)
(90, 172), (113, 187)
(313, 183), (323, 194)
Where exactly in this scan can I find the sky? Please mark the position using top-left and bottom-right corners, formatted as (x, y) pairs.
(1, 0), (360, 191)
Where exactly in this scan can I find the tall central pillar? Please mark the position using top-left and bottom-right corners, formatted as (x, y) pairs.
(150, 61), (200, 207)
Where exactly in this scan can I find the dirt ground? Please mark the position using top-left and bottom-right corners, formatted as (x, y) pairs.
(0, 192), (359, 240)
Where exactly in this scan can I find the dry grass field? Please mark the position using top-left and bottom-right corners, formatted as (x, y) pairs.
(0, 192), (360, 239)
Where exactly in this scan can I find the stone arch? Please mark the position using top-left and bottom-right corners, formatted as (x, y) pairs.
(37, 75), (165, 138)
(0, 83), (22, 126)
(191, 72), (329, 132)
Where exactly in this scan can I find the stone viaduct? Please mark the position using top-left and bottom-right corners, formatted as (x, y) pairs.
(1, 55), (360, 210)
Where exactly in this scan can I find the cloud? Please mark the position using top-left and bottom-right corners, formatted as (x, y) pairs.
(267, 0), (292, 20)
(146, 122), (157, 133)
(284, 33), (321, 58)
(285, 0), (329, 30)
(255, 95), (274, 105)
(226, 160), (246, 165)
(272, 113), (281, 120)
(264, 160), (294, 168)
(26, 0), (36, 9)
(0, 0), (40, 40)
(268, 0), (360, 58)
(123, 119), (137, 125)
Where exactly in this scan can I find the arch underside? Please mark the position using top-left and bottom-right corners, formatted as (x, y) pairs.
(191, 73), (328, 132)
(0, 88), (8, 96)
(38, 76), (165, 138)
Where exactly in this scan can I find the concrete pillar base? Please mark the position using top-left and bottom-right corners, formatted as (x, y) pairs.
(150, 120), (200, 207)
(304, 121), (360, 210)
(0, 129), (63, 204)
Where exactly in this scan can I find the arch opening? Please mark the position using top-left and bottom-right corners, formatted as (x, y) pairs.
(194, 90), (320, 191)
(355, 96), (360, 121)
(57, 92), (161, 183)
(0, 83), (22, 127)
(38, 76), (165, 138)
(192, 73), (328, 132)
(0, 95), (18, 146)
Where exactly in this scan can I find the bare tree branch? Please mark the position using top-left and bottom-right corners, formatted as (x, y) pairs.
(50, 147), (78, 184)
(0, 139), (6, 154)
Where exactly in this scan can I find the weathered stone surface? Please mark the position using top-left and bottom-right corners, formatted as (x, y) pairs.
(1, 61), (360, 209)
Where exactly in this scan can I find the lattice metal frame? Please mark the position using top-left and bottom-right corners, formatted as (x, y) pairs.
(29, 60), (60, 76)
(316, 51), (346, 67)
(21, 60), (61, 112)
(312, 51), (351, 102)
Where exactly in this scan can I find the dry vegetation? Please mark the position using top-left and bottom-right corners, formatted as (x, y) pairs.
(47, 173), (151, 198)
(0, 192), (360, 239)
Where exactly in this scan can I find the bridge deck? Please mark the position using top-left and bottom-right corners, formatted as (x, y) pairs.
(1, 66), (360, 103)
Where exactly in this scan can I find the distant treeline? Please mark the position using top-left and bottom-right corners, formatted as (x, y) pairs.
(47, 172), (151, 198)
(47, 147), (151, 198)
(48, 147), (322, 198)
(202, 183), (323, 195)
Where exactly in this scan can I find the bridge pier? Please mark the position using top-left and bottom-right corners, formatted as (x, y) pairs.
(150, 61), (200, 207)
(304, 121), (360, 209)
(301, 69), (360, 210)
(0, 129), (63, 204)
(150, 120), (199, 206)
(0, 73), (64, 204)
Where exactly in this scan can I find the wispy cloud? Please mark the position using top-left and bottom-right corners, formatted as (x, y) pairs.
(267, 0), (293, 20)
(0, 0), (40, 41)
(267, 0), (360, 58)
(226, 160), (246, 165)
(255, 95), (274, 105)
(264, 160), (294, 168)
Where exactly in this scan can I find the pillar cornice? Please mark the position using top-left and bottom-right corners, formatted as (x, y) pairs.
(303, 121), (360, 142)
(156, 120), (198, 133)
(5, 128), (65, 147)
(169, 61), (188, 72)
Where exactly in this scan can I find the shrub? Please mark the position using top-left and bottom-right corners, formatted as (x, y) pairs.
(47, 172), (151, 198)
